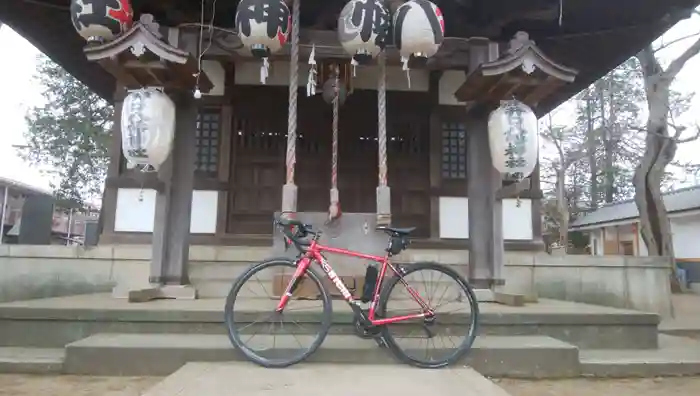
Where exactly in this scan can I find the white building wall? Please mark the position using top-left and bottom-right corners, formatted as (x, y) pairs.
(586, 211), (700, 258)
(670, 213), (700, 259)
(114, 189), (219, 234)
(438, 198), (533, 240)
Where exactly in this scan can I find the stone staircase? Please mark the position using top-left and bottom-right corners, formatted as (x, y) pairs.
(0, 294), (699, 378)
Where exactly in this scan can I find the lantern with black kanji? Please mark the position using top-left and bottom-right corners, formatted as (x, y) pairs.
(236, 0), (291, 58)
(121, 88), (176, 170)
(488, 100), (539, 177)
(392, 0), (444, 63)
(70, 0), (134, 43)
(337, 0), (391, 65)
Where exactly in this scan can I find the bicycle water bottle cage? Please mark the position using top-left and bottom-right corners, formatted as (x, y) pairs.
(361, 265), (379, 303)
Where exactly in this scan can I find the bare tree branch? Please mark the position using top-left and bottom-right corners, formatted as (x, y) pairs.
(654, 31), (700, 53)
(664, 35), (700, 80)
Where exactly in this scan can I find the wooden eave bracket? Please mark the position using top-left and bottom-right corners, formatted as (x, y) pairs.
(496, 178), (531, 200)
(83, 20), (212, 92)
(454, 32), (578, 108)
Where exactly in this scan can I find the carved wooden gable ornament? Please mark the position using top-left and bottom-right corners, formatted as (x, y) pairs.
(83, 14), (212, 92)
(455, 31), (578, 109)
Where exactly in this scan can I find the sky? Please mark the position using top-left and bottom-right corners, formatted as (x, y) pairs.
(0, 12), (699, 197)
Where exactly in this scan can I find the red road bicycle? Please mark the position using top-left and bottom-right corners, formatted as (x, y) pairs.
(224, 215), (479, 368)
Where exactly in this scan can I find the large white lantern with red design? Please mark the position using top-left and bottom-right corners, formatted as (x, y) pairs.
(337, 0), (391, 65)
(70, 0), (134, 43)
(488, 100), (539, 177)
(392, 0), (444, 64)
(120, 88), (176, 170)
(235, 0), (291, 58)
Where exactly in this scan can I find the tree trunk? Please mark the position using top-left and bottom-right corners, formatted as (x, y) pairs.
(586, 97), (599, 209)
(556, 168), (569, 252)
(635, 51), (679, 291)
(602, 83), (615, 203)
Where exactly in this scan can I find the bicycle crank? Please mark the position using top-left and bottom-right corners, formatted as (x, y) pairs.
(352, 315), (382, 339)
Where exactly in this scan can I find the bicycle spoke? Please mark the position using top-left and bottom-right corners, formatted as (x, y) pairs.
(224, 259), (331, 368)
(379, 263), (479, 368)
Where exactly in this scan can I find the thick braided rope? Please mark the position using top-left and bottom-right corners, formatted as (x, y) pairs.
(285, 0), (300, 184)
(377, 52), (388, 187)
(332, 67), (339, 190)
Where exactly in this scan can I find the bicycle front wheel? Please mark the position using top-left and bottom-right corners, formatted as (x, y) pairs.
(377, 262), (479, 368)
(224, 257), (332, 368)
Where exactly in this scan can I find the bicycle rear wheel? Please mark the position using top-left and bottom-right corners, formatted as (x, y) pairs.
(224, 258), (332, 368)
(377, 262), (479, 368)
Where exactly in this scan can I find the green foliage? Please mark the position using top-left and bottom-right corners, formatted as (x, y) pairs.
(19, 55), (113, 205)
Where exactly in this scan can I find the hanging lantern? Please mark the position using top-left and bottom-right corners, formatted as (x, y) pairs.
(488, 100), (539, 177)
(120, 88), (176, 170)
(393, 0), (444, 64)
(70, 0), (134, 43)
(235, 0), (291, 58)
(337, 0), (391, 65)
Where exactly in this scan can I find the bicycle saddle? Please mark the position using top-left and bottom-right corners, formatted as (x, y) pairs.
(376, 226), (416, 236)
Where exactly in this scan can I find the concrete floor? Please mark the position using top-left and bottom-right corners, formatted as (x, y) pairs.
(0, 292), (654, 316)
(141, 362), (512, 396)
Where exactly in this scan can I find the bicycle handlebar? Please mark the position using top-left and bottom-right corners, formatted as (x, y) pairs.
(274, 214), (318, 252)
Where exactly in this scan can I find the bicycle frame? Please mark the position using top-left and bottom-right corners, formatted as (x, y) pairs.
(275, 239), (434, 326)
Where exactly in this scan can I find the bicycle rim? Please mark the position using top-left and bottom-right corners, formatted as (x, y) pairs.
(224, 258), (332, 368)
(377, 262), (479, 368)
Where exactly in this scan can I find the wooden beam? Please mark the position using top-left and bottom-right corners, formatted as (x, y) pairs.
(180, 30), (475, 70)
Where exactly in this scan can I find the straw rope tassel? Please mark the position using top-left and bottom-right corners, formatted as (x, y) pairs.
(285, 0), (300, 186)
(329, 66), (341, 221)
(378, 54), (388, 187)
(376, 52), (391, 226)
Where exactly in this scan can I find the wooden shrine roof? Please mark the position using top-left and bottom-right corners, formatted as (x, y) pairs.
(2, 0), (699, 113)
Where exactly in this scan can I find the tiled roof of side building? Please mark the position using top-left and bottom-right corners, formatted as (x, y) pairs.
(0, 176), (52, 197)
(570, 185), (700, 229)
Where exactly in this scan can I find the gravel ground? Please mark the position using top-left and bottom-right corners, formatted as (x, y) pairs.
(500, 377), (700, 396)
(1, 375), (700, 396)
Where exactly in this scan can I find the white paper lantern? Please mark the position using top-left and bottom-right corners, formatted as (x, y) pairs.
(393, 0), (444, 61)
(70, 0), (134, 43)
(235, 0), (291, 58)
(337, 0), (390, 64)
(488, 100), (539, 177)
(121, 88), (176, 170)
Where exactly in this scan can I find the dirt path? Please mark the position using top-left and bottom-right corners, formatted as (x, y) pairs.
(0, 375), (160, 396)
(500, 377), (700, 396)
(2, 375), (700, 396)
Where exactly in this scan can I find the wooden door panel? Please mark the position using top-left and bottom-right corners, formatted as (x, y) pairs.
(226, 86), (431, 237)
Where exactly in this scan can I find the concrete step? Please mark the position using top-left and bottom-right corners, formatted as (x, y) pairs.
(0, 347), (64, 374)
(63, 333), (580, 378)
(580, 335), (700, 377)
(659, 319), (700, 340)
(0, 295), (659, 350)
(142, 362), (514, 396)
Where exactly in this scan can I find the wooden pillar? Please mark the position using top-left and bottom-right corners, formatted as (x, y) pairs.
(146, 93), (198, 299)
(466, 113), (502, 288)
(466, 39), (504, 289)
(530, 162), (544, 244)
(428, 71), (442, 239)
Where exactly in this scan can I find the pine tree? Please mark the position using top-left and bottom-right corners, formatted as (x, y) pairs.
(19, 55), (113, 205)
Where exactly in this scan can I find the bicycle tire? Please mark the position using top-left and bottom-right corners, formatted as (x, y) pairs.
(224, 257), (333, 368)
(377, 262), (479, 369)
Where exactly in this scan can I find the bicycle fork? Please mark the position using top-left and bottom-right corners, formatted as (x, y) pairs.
(275, 257), (313, 312)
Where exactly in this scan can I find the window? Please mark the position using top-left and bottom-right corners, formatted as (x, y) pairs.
(195, 109), (221, 174)
(620, 241), (635, 256)
(441, 122), (466, 179)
